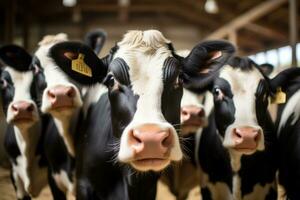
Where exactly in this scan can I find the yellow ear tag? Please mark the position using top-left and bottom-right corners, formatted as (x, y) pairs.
(271, 87), (286, 104)
(71, 53), (92, 77)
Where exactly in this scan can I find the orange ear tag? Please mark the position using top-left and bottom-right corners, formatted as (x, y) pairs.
(271, 87), (286, 104)
(71, 53), (92, 77)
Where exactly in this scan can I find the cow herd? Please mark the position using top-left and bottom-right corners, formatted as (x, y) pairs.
(0, 29), (300, 200)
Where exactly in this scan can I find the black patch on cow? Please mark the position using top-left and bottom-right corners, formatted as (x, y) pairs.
(0, 44), (32, 72)
(3, 125), (21, 165)
(161, 57), (183, 126)
(84, 29), (107, 55)
(198, 113), (233, 187)
(212, 78), (235, 136)
(0, 70), (15, 114)
(278, 114), (300, 199)
(227, 56), (254, 71)
(109, 57), (130, 86)
(108, 83), (138, 138)
(49, 41), (108, 85)
(201, 187), (212, 200)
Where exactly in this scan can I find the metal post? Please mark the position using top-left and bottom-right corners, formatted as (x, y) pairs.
(289, 0), (298, 66)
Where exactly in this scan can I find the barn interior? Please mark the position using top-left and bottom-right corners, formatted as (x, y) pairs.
(0, 0), (299, 199)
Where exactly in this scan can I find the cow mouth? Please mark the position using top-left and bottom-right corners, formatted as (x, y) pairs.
(181, 118), (207, 128)
(12, 116), (34, 123)
(50, 104), (75, 111)
(233, 147), (257, 154)
(131, 158), (170, 171)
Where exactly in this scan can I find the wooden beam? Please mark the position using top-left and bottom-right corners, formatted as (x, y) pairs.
(228, 31), (238, 46)
(205, 0), (288, 40)
(245, 23), (287, 41)
(289, 0), (298, 66)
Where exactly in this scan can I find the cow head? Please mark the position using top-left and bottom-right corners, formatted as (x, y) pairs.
(33, 33), (84, 118)
(185, 56), (300, 155)
(47, 30), (235, 171)
(180, 89), (207, 135)
(0, 45), (46, 128)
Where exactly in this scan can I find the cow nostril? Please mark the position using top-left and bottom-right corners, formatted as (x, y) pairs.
(197, 109), (205, 117)
(254, 132), (260, 142)
(66, 87), (75, 98)
(47, 90), (56, 99)
(234, 128), (242, 139)
(131, 130), (142, 144)
(181, 110), (188, 116)
(27, 104), (34, 112)
(161, 131), (172, 148)
(12, 104), (18, 112)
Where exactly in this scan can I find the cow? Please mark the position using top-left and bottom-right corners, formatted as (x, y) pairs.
(0, 44), (48, 200)
(46, 29), (235, 199)
(159, 50), (212, 200)
(160, 88), (213, 200)
(183, 56), (300, 200)
(275, 66), (300, 199)
(31, 30), (107, 199)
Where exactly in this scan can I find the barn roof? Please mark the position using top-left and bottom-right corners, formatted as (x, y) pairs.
(0, 0), (299, 55)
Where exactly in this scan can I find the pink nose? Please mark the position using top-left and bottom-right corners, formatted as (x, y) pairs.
(11, 101), (34, 119)
(47, 85), (75, 108)
(129, 124), (173, 159)
(232, 127), (261, 149)
(181, 105), (205, 125)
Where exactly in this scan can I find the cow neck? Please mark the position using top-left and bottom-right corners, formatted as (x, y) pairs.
(13, 120), (42, 189)
(52, 108), (81, 157)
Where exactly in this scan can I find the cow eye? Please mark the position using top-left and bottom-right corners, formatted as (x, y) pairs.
(104, 74), (115, 89)
(213, 87), (224, 100)
(174, 77), (182, 89)
(0, 79), (8, 89)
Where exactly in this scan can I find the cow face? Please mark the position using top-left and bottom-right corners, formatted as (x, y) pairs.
(185, 57), (300, 155)
(213, 60), (266, 155)
(0, 45), (45, 128)
(34, 34), (83, 117)
(180, 89), (207, 135)
(48, 30), (235, 171)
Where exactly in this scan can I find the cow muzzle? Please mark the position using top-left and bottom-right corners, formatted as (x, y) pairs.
(231, 126), (262, 154)
(181, 105), (206, 134)
(9, 101), (36, 123)
(128, 124), (174, 171)
(47, 85), (75, 110)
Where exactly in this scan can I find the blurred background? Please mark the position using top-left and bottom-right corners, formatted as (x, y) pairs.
(0, 0), (299, 67)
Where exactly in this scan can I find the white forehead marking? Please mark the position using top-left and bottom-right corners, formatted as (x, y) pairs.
(5, 67), (33, 101)
(219, 65), (263, 126)
(220, 65), (265, 151)
(114, 30), (172, 123)
(181, 89), (204, 107)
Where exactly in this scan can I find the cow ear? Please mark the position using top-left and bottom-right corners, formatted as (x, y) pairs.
(259, 63), (274, 76)
(49, 41), (108, 86)
(0, 44), (32, 71)
(182, 40), (235, 93)
(84, 29), (107, 55)
(270, 67), (300, 94)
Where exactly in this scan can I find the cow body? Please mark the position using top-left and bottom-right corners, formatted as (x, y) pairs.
(0, 45), (48, 199)
(183, 57), (283, 200)
(276, 77), (300, 199)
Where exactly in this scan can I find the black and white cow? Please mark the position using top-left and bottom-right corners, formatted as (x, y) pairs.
(275, 67), (300, 199)
(0, 45), (48, 199)
(160, 88), (213, 200)
(31, 31), (107, 199)
(46, 30), (235, 199)
(184, 57), (300, 200)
